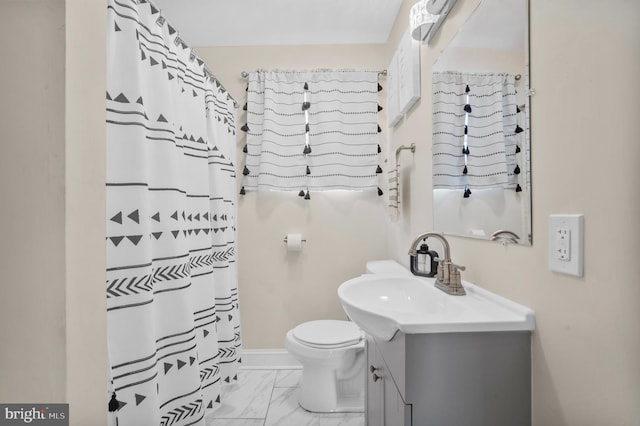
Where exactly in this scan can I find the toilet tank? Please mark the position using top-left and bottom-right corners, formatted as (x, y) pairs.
(365, 260), (412, 275)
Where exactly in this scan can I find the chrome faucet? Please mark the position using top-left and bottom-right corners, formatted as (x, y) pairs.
(489, 229), (520, 245)
(408, 232), (466, 296)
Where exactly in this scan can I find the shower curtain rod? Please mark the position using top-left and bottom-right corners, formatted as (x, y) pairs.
(204, 67), (238, 108)
(149, 0), (238, 108)
(240, 68), (388, 78)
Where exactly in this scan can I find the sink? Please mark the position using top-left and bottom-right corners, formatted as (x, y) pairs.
(338, 274), (535, 341)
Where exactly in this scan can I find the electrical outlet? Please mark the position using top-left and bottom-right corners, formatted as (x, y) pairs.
(555, 228), (571, 260)
(549, 215), (584, 277)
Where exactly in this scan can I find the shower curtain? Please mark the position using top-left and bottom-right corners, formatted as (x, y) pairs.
(106, 1), (240, 424)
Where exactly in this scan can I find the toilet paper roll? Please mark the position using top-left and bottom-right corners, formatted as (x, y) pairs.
(286, 233), (303, 252)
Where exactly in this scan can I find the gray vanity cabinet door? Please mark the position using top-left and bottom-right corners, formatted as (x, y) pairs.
(365, 334), (412, 426)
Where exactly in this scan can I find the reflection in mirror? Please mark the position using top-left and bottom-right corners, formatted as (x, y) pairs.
(432, 0), (531, 245)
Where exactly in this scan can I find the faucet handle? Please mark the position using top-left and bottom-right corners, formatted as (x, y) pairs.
(451, 263), (466, 272)
(449, 263), (466, 294)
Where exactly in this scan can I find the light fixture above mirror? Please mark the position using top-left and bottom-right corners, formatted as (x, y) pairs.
(410, 0), (459, 43)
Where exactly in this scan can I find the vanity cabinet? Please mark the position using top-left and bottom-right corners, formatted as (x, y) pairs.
(364, 331), (531, 426)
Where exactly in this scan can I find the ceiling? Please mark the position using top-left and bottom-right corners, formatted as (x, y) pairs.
(152, 0), (405, 47)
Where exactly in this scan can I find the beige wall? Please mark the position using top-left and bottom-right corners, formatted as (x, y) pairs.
(196, 45), (391, 348)
(0, 0), (107, 422)
(387, 0), (640, 425)
(65, 0), (107, 423)
(0, 0), (67, 402)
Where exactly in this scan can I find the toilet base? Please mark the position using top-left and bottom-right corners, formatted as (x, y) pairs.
(299, 395), (364, 413)
(298, 367), (364, 413)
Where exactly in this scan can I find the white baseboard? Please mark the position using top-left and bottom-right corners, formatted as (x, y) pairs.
(240, 348), (301, 370)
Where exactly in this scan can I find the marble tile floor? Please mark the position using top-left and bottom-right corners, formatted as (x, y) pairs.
(206, 368), (364, 426)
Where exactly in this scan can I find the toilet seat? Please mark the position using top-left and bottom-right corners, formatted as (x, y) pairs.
(292, 320), (362, 349)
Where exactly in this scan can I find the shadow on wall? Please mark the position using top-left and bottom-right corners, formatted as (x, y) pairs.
(530, 332), (566, 425)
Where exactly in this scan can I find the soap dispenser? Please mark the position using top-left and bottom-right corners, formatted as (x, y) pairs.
(410, 241), (439, 277)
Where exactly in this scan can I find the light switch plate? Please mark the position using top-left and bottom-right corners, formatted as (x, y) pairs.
(549, 214), (584, 277)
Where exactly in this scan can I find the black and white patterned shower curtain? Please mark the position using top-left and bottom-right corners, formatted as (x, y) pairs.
(106, 1), (240, 424)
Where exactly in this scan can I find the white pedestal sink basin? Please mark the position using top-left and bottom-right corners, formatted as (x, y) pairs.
(338, 274), (535, 341)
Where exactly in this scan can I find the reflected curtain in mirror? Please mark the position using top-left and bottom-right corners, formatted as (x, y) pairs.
(432, 71), (523, 197)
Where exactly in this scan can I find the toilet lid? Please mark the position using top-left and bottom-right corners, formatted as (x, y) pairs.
(292, 320), (362, 348)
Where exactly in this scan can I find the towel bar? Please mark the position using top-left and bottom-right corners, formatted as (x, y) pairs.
(388, 143), (416, 209)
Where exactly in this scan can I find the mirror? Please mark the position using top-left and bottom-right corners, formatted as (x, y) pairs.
(432, 0), (531, 245)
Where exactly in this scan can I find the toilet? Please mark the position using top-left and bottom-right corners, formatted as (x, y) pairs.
(284, 260), (411, 413)
(284, 319), (365, 412)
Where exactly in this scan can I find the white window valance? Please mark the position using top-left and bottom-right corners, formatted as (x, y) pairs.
(240, 70), (382, 198)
